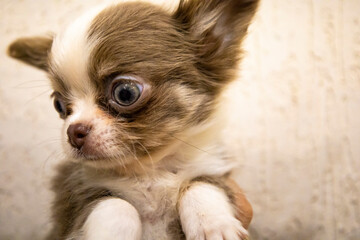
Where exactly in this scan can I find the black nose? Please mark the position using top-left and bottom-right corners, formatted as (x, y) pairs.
(67, 123), (91, 149)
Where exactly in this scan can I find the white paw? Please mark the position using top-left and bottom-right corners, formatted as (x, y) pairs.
(179, 183), (248, 240)
(82, 198), (142, 240)
(190, 215), (248, 240)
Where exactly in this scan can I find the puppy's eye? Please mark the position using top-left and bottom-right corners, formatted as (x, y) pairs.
(107, 75), (150, 112)
(52, 92), (68, 119)
(113, 81), (143, 106)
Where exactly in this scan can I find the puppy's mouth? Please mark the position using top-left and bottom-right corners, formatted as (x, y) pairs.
(69, 144), (106, 161)
(66, 123), (115, 161)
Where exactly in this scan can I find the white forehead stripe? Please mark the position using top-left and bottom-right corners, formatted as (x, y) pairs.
(51, 6), (106, 96)
(67, 97), (99, 125)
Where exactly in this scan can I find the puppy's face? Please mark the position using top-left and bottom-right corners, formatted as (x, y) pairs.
(8, 0), (258, 169)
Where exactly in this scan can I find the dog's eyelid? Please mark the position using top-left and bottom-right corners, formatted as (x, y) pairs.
(105, 74), (150, 95)
(50, 91), (62, 99)
(108, 74), (149, 86)
(50, 91), (71, 102)
(103, 73), (143, 91)
(113, 75), (139, 82)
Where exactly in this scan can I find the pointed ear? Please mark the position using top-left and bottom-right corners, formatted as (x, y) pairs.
(7, 36), (53, 71)
(173, 0), (259, 81)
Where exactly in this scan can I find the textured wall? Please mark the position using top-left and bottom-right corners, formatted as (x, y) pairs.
(0, 0), (359, 239)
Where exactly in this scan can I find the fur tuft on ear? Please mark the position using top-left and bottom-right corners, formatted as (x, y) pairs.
(173, 0), (259, 83)
(7, 36), (53, 71)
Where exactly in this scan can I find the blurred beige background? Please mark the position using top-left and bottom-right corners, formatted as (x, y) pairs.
(0, 0), (359, 239)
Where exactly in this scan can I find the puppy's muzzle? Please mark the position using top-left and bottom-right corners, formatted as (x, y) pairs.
(67, 123), (91, 149)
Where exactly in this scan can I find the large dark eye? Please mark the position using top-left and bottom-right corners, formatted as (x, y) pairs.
(107, 75), (150, 112)
(52, 92), (67, 119)
(112, 81), (143, 106)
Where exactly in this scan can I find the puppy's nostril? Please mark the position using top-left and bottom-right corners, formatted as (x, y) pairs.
(76, 132), (86, 138)
(67, 123), (91, 149)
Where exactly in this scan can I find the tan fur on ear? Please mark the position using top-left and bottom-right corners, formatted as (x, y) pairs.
(8, 36), (53, 71)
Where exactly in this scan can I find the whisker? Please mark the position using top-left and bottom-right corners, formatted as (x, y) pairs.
(31, 138), (62, 148)
(170, 134), (212, 155)
(13, 79), (48, 89)
(16, 85), (50, 89)
(131, 140), (151, 176)
(116, 150), (128, 174)
(135, 140), (154, 168)
(119, 132), (149, 178)
(40, 149), (65, 180)
(25, 89), (52, 104)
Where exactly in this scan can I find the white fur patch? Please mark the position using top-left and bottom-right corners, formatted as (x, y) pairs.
(50, 6), (105, 97)
(67, 97), (98, 125)
(178, 183), (248, 240)
(82, 198), (142, 240)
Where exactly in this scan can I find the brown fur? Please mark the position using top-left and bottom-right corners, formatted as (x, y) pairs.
(46, 162), (112, 240)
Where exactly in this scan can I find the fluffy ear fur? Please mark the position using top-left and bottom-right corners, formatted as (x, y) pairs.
(7, 36), (53, 71)
(173, 0), (259, 82)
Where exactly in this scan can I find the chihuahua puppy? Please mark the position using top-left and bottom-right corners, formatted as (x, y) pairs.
(8, 0), (258, 239)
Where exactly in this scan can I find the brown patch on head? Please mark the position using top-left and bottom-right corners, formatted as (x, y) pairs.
(88, 3), (195, 84)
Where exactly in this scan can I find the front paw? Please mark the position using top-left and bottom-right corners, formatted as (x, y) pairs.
(179, 183), (248, 240)
(185, 214), (248, 240)
(82, 198), (142, 240)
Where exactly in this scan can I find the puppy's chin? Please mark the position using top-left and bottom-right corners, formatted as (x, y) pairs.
(65, 149), (134, 169)
(62, 140), (132, 168)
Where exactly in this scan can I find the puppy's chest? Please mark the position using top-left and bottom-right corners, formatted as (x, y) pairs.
(96, 174), (184, 239)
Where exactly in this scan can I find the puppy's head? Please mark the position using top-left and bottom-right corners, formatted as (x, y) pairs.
(8, 0), (259, 169)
